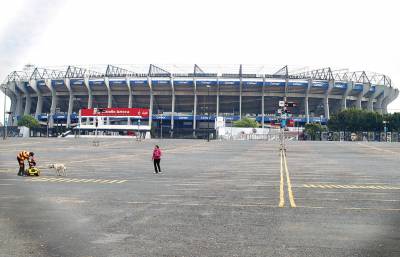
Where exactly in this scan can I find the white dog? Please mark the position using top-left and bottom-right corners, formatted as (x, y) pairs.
(48, 163), (67, 176)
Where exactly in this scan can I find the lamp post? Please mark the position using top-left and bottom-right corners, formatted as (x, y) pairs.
(137, 118), (141, 141)
(46, 113), (50, 138)
(383, 120), (388, 142)
(206, 85), (210, 142)
(2, 85), (6, 140)
(160, 117), (163, 140)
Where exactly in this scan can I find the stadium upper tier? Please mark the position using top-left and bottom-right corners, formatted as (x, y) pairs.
(1, 64), (398, 128)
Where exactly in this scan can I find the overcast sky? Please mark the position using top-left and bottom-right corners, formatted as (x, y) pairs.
(1, 0), (399, 122)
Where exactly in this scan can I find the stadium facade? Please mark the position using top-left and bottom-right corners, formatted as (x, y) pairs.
(1, 64), (398, 134)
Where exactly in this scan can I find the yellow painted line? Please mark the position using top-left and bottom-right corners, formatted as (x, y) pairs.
(44, 178), (60, 182)
(303, 184), (400, 190)
(80, 179), (95, 182)
(98, 179), (111, 183)
(71, 179), (89, 182)
(30, 178), (44, 181)
(283, 151), (296, 208)
(27, 177), (127, 185)
(54, 178), (70, 182)
(68, 178), (84, 182)
(91, 179), (104, 183)
(279, 150), (285, 208)
(105, 180), (119, 184)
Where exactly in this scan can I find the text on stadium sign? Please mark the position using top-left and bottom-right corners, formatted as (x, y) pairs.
(80, 108), (149, 117)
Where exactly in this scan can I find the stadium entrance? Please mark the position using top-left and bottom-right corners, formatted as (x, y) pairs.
(75, 108), (150, 138)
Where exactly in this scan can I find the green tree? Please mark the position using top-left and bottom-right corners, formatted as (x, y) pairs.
(387, 113), (400, 132)
(17, 115), (40, 129)
(233, 117), (258, 128)
(328, 109), (384, 132)
(304, 123), (326, 140)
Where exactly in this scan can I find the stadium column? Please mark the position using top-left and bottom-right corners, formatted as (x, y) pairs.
(324, 80), (334, 119)
(104, 77), (111, 125)
(305, 79), (311, 123)
(147, 76), (153, 130)
(45, 79), (56, 128)
(5, 83), (17, 126)
(171, 76), (175, 137)
(375, 86), (391, 114)
(367, 85), (384, 111)
(341, 81), (352, 110)
(261, 75), (265, 128)
(375, 92), (385, 114)
(30, 80), (42, 119)
(126, 77), (132, 125)
(356, 83), (371, 109)
(83, 77), (92, 109)
(381, 87), (394, 114)
(8, 82), (23, 125)
(193, 77), (197, 137)
(65, 78), (73, 128)
(15, 82), (31, 116)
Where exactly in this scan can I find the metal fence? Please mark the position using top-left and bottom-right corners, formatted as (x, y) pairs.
(303, 131), (400, 142)
(0, 126), (21, 138)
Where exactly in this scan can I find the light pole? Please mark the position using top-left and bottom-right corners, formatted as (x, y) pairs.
(137, 118), (141, 141)
(383, 120), (388, 142)
(2, 85), (6, 140)
(231, 107), (234, 139)
(46, 113), (50, 138)
(160, 118), (163, 139)
(206, 85), (210, 142)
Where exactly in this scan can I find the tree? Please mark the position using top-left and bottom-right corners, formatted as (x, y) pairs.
(328, 109), (384, 132)
(17, 115), (40, 129)
(304, 123), (326, 140)
(233, 117), (258, 128)
(387, 113), (400, 132)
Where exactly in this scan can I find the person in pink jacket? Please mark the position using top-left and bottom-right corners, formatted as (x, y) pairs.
(152, 145), (162, 174)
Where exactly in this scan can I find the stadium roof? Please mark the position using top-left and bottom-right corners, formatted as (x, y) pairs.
(2, 64), (393, 87)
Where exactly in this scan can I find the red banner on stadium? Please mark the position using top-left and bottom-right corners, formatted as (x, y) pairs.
(80, 108), (149, 117)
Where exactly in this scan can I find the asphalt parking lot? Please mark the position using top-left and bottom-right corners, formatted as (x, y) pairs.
(1, 138), (400, 257)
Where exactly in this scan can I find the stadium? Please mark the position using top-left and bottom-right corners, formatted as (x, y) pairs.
(1, 64), (398, 138)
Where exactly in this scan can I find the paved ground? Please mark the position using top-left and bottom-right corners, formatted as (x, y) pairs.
(1, 138), (400, 257)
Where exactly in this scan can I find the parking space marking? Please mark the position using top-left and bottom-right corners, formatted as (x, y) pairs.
(303, 184), (400, 190)
(29, 177), (127, 184)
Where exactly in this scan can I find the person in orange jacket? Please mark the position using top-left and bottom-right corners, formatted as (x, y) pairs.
(17, 151), (34, 176)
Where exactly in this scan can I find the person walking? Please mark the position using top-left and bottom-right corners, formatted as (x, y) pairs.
(152, 145), (162, 174)
(17, 151), (34, 176)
